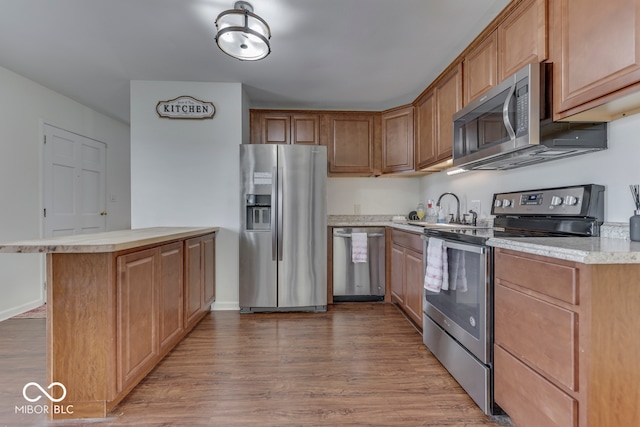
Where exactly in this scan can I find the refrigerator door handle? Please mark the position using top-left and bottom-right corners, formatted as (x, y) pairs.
(271, 166), (278, 261)
(277, 166), (284, 261)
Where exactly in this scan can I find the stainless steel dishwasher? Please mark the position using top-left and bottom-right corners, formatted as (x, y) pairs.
(332, 227), (385, 302)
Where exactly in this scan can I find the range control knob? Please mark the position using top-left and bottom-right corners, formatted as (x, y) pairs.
(550, 195), (564, 206)
(503, 199), (513, 208)
(494, 199), (503, 208)
(565, 195), (579, 206)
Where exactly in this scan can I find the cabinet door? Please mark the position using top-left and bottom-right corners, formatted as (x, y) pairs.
(117, 248), (158, 392)
(202, 233), (216, 307)
(464, 31), (498, 105)
(184, 237), (203, 327)
(261, 114), (291, 144)
(390, 244), (405, 305)
(292, 114), (320, 145)
(415, 90), (437, 169)
(404, 248), (424, 326)
(382, 106), (414, 173)
(498, 0), (547, 80)
(552, 0), (640, 117)
(327, 114), (375, 175)
(436, 63), (462, 161)
(158, 242), (184, 354)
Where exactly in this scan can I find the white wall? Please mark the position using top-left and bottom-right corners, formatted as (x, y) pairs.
(328, 177), (421, 216)
(419, 113), (640, 223)
(0, 65), (131, 320)
(130, 81), (243, 310)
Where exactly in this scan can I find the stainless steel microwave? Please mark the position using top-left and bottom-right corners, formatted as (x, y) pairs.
(451, 63), (607, 171)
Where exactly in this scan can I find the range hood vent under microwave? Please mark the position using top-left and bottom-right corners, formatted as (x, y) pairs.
(456, 121), (608, 171)
(452, 63), (608, 172)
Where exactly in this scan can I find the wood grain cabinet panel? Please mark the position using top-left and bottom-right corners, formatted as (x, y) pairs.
(414, 63), (462, 170)
(435, 64), (462, 161)
(493, 248), (640, 426)
(390, 229), (423, 328)
(158, 242), (184, 353)
(381, 106), (414, 173)
(414, 90), (437, 169)
(495, 345), (577, 427)
(494, 250), (578, 304)
(390, 244), (405, 306)
(185, 233), (216, 329)
(327, 113), (376, 175)
(552, 0), (640, 118)
(495, 283), (578, 391)
(117, 248), (159, 393)
(498, 0), (547, 81)
(250, 111), (320, 145)
(464, 31), (498, 105)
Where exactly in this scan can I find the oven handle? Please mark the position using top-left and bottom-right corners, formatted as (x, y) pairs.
(422, 235), (486, 255)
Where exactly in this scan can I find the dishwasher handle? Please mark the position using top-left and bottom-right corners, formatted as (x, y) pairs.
(334, 232), (385, 238)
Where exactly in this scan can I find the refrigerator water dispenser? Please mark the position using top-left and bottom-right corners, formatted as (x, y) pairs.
(246, 194), (271, 230)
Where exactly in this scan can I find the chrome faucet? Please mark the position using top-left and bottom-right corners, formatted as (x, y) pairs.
(436, 192), (461, 224)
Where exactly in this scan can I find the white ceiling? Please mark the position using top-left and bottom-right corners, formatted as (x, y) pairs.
(0, 0), (510, 124)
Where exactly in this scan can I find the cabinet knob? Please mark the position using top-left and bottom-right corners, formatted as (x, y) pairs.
(100, 211), (107, 216)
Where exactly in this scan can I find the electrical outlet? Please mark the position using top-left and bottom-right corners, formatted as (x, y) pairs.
(470, 200), (481, 215)
(354, 204), (361, 215)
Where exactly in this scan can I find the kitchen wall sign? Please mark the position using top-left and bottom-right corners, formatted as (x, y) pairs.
(156, 96), (216, 120)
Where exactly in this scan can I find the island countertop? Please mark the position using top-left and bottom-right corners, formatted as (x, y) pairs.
(0, 226), (218, 254)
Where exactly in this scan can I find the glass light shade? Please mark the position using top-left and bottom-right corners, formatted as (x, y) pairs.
(215, 7), (271, 61)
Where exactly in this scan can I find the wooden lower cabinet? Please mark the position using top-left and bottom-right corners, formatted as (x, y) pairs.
(185, 233), (216, 329)
(117, 247), (160, 393)
(47, 231), (216, 420)
(493, 248), (640, 427)
(390, 229), (423, 327)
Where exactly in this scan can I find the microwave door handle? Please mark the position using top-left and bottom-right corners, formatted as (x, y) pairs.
(502, 83), (517, 141)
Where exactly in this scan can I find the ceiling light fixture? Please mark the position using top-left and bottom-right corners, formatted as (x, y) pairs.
(215, 1), (271, 61)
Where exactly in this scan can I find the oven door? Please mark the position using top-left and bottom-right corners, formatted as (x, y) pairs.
(422, 236), (490, 364)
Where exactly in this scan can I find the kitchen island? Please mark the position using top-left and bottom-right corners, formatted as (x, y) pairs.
(0, 227), (218, 420)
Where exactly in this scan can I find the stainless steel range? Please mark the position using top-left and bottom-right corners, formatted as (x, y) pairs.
(419, 184), (604, 415)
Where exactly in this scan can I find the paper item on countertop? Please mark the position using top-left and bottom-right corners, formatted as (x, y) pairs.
(351, 232), (368, 263)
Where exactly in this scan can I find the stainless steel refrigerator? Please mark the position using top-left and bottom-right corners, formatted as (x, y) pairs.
(239, 144), (327, 313)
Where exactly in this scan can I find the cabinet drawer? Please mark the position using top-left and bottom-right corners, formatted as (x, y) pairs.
(495, 283), (578, 391)
(495, 345), (577, 427)
(494, 250), (578, 304)
(390, 229), (423, 253)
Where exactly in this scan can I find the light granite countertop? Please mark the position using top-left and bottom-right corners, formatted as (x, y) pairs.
(0, 226), (219, 254)
(488, 236), (640, 264)
(329, 215), (640, 264)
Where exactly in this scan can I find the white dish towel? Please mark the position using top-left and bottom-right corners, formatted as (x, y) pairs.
(351, 232), (368, 263)
(424, 238), (449, 293)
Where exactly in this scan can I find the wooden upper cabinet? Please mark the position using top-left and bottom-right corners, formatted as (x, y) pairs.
(414, 63), (462, 170)
(435, 63), (462, 162)
(462, 0), (547, 106)
(464, 31), (498, 105)
(326, 113), (376, 175)
(291, 114), (321, 145)
(415, 90), (437, 169)
(498, 0), (547, 81)
(250, 111), (320, 145)
(551, 0), (640, 119)
(381, 106), (414, 173)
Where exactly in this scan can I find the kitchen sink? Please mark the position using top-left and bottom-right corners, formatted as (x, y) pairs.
(407, 222), (493, 230)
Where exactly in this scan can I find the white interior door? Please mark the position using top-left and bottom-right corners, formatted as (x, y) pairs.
(43, 124), (107, 237)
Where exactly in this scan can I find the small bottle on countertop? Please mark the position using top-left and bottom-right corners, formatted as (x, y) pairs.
(437, 207), (446, 223)
(631, 210), (640, 242)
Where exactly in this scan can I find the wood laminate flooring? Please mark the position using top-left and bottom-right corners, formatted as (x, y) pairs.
(0, 303), (513, 426)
